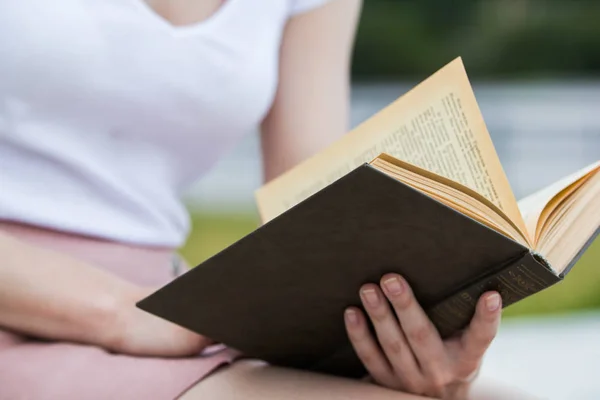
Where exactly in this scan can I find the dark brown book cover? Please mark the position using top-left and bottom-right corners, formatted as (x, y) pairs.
(137, 164), (572, 378)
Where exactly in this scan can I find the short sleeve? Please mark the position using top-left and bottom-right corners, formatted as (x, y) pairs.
(288, 0), (332, 16)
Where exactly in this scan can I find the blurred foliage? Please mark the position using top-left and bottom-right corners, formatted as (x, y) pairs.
(180, 211), (260, 265)
(180, 212), (600, 318)
(352, 0), (600, 80)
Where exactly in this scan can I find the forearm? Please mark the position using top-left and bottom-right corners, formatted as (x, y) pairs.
(0, 230), (137, 347)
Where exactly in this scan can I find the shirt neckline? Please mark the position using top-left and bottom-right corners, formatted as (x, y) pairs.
(130, 0), (236, 37)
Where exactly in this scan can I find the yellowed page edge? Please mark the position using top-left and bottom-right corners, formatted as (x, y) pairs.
(372, 160), (523, 242)
(538, 173), (600, 271)
(518, 160), (600, 242)
(373, 154), (530, 244)
(374, 165), (516, 240)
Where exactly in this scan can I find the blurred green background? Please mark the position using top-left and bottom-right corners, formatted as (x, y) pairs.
(180, 0), (600, 320)
(351, 0), (600, 80)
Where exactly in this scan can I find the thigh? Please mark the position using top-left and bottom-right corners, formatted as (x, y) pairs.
(0, 332), (234, 400)
(181, 360), (432, 400)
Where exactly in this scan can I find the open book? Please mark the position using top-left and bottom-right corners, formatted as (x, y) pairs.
(256, 57), (600, 277)
(138, 58), (599, 378)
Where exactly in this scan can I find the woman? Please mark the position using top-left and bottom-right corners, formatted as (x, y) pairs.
(0, 0), (534, 399)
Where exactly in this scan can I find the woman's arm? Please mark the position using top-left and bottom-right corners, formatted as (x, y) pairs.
(0, 230), (209, 356)
(260, 0), (362, 182)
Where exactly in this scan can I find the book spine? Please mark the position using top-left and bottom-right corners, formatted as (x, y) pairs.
(426, 251), (561, 338)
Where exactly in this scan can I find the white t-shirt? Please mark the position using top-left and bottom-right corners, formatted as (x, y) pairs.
(0, 0), (330, 247)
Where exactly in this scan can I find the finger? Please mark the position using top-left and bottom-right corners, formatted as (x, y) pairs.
(344, 307), (398, 388)
(381, 275), (448, 380)
(359, 284), (424, 391)
(460, 291), (501, 367)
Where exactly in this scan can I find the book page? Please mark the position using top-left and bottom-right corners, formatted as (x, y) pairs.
(536, 171), (600, 272)
(256, 58), (527, 236)
(518, 160), (600, 243)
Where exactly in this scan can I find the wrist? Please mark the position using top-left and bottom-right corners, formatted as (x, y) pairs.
(87, 283), (145, 351)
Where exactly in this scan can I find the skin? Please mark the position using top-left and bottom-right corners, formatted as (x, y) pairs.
(345, 275), (501, 398)
(0, 228), (210, 358)
(0, 0), (539, 399)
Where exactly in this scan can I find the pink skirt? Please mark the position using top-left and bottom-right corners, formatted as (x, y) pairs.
(0, 222), (238, 400)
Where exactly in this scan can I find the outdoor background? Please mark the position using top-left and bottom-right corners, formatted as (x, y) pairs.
(179, 1), (599, 397)
(181, 0), (600, 319)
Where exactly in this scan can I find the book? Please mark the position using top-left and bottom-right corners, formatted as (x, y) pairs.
(137, 57), (600, 379)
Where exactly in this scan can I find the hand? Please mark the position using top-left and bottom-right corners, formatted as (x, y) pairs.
(103, 287), (214, 357)
(344, 274), (501, 399)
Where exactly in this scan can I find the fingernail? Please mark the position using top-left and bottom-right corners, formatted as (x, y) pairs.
(383, 276), (404, 296)
(486, 293), (501, 312)
(345, 309), (358, 325)
(361, 288), (380, 307)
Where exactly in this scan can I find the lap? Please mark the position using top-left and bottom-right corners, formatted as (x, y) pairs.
(0, 222), (237, 399)
(182, 359), (432, 400)
(0, 329), (235, 400)
(183, 360), (541, 400)
(0, 327), (536, 400)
